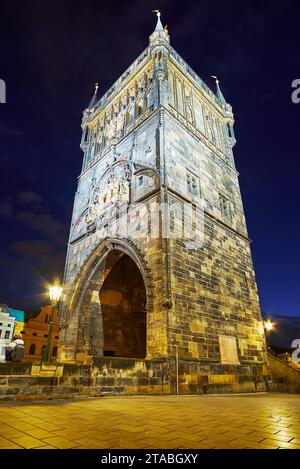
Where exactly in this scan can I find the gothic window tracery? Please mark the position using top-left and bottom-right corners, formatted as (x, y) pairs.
(186, 95), (195, 125)
(146, 70), (154, 108)
(176, 79), (184, 114)
(206, 114), (216, 145)
(168, 71), (175, 107)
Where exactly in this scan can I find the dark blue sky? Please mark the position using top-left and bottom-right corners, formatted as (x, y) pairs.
(0, 0), (299, 315)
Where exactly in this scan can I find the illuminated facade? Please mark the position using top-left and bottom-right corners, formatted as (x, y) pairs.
(23, 306), (58, 361)
(59, 14), (269, 393)
(0, 304), (24, 337)
(0, 306), (15, 362)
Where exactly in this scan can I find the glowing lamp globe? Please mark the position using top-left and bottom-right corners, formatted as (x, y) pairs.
(49, 285), (62, 302)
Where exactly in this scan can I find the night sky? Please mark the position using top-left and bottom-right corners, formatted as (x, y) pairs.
(0, 0), (299, 317)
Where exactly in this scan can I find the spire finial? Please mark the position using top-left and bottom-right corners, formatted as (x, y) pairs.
(211, 75), (219, 86)
(152, 9), (164, 32)
(87, 82), (100, 111)
(211, 75), (227, 105)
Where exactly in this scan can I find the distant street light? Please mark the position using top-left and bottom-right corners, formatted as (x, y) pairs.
(42, 282), (62, 363)
(264, 319), (275, 334)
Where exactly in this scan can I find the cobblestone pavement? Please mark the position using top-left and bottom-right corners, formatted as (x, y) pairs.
(0, 393), (300, 449)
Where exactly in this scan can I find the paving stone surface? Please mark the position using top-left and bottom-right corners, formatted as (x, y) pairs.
(0, 393), (300, 449)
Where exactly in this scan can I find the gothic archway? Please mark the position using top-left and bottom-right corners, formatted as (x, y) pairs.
(59, 239), (152, 362)
(100, 251), (146, 358)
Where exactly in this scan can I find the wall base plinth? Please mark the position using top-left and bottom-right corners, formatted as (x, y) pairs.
(0, 356), (281, 401)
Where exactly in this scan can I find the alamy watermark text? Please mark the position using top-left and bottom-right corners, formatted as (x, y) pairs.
(291, 79), (300, 103)
(0, 79), (6, 103)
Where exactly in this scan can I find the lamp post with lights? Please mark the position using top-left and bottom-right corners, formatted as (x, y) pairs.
(42, 283), (62, 363)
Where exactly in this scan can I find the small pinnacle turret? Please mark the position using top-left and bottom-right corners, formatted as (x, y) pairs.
(87, 82), (100, 111)
(153, 9), (164, 31)
(211, 76), (227, 106)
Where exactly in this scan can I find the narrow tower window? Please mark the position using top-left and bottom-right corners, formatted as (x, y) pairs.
(219, 193), (231, 221)
(227, 123), (232, 138)
(187, 173), (199, 196)
(83, 127), (89, 142)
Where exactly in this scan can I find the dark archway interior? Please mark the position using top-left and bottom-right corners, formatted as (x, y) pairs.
(100, 252), (146, 358)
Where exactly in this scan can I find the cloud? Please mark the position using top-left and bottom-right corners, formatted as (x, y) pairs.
(15, 210), (68, 246)
(0, 191), (68, 246)
(0, 191), (43, 219)
(10, 239), (56, 258)
(5, 241), (66, 308)
(16, 191), (42, 205)
(10, 239), (66, 278)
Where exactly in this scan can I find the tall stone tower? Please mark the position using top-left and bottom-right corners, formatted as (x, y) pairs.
(59, 13), (269, 393)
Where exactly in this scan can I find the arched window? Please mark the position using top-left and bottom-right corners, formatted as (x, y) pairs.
(41, 345), (46, 356)
(44, 314), (48, 323)
(52, 346), (58, 357)
(29, 344), (35, 355)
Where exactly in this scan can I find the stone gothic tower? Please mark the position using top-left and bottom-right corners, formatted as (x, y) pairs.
(59, 13), (269, 393)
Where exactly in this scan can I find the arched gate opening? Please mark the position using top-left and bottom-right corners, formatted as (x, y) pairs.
(99, 251), (147, 358)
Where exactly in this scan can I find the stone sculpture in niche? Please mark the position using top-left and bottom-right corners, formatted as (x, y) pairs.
(116, 108), (126, 138)
(137, 77), (145, 112)
(127, 94), (135, 123)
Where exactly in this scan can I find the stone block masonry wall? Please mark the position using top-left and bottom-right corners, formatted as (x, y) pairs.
(3, 354), (300, 401)
(0, 358), (270, 401)
(164, 111), (247, 238)
(59, 110), (171, 362)
(161, 104), (268, 383)
(168, 221), (266, 367)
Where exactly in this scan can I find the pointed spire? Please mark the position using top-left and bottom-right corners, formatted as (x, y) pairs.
(211, 76), (227, 105)
(87, 82), (99, 110)
(152, 10), (164, 32)
(149, 10), (170, 45)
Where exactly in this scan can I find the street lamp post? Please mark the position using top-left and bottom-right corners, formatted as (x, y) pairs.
(42, 283), (62, 363)
(175, 344), (179, 396)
